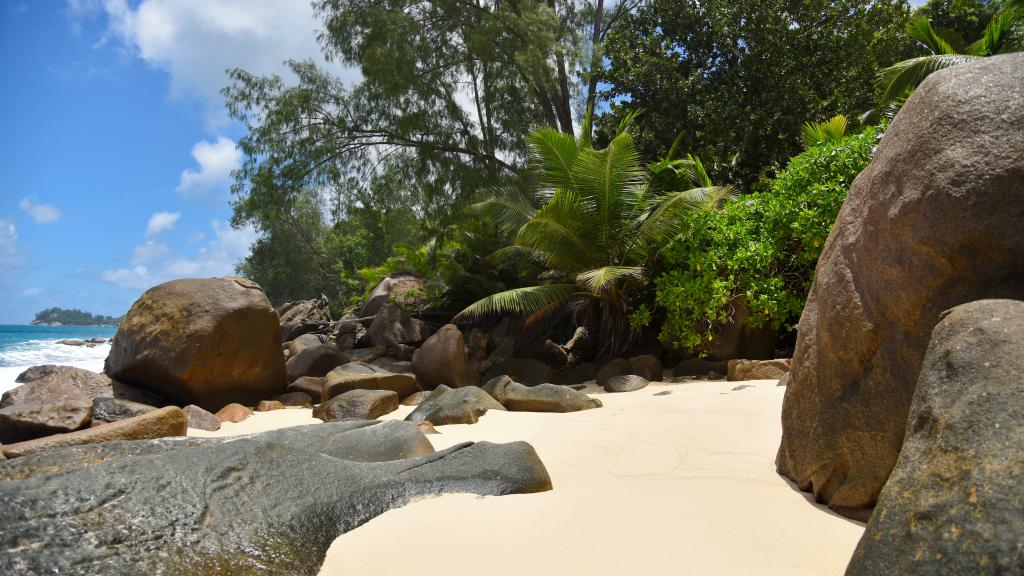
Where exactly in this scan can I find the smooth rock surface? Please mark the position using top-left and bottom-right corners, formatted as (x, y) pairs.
(104, 277), (287, 411)
(405, 385), (505, 425)
(364, 304), (433, 347)
(728, 358), (791, 381)
(0, 379), (92, 443)
(604, 374), (649, 393)
(483, 379), (602, 412)
(91, 397), (157, 423)
(183, 404), (221, 431)
(596, 358), (630, 387)
(285, 344), (349, 383)
(0, 420), (550, 575)
(216, 403), (253, 424)
(777, 54), (1024, 515)
(323, 366), (417, 402)
(847, 300), (1024, 575)
(287, 376), (325, 403)
(314, 389), (400, 421)
(483, 358), (552, 387)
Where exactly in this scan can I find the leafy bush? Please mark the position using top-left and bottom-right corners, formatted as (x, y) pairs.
(655, 125), (883, 353)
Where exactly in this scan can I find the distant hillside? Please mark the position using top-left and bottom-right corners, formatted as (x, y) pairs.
(31, 307), (122, 326)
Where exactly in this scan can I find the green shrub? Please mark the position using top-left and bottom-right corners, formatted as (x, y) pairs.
(655, 125), (883, 353)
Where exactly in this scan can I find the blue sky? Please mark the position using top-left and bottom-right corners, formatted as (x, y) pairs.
(0, 0), (353, 324)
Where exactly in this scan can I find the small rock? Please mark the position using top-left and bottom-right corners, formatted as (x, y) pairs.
(323, 366), (417, 401)
(654, 391), (672, 396)
(255, 400), (286, 412)
(183, 404), (221, 431)
(604, 374), (649, 393)
(286, 376), (325, 403)
(313, 389), (399, 421)
(215, 403), (253, 424)
(91, 397), (158, 423)
(416, 421), (439, 434)
(730, 384), (753, 391)
(727, 358), (791, 381)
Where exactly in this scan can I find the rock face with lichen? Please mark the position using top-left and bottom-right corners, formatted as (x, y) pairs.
(0, 420), (551, 575)
(776, 54), (1024, 517)
(104, 277), (287, 412)
(846, 300), (1024, 575)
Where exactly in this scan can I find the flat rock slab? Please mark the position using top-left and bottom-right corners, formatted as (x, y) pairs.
(0, 420), (551, 575)
(483, 378), (601, 412)
(2, 406), (187, 458)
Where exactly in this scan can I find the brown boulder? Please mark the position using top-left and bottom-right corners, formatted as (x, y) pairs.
(322, 365), (417, 402)
(412, 324), (477, 389)
(401, 391), (432, 406)
(0, 379), (93, 443)
(183, 404), (221, 431)
(104, 277), (287, 411)
(628, 354), (663, 381)
(313, 389), (399, 421)
(272, 391), (314, 408)
(255, 400), (286, 412)
(777, 54), (1024, 516)
(284, 344), (348, 382)
(2, 406), (187, 458)
(596, 358), (630, 387)
(14, 365), (112, 399)
(358, 273), (425, 317)
(215, 403), (253, 424)
(727, 358), (791, 381)
(483, 358), (552, 386)
(286, 376), (325, 403)
(364, 303), (433, 347)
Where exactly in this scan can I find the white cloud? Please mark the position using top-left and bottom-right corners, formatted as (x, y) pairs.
(19, 198), (62, 223)
(102, 219), (257, 290)
(0, 218), (21, 268)
(145, 211), (180, 237)
(83, 0), (356, 122)
(177, 137), (240, 199)
(22, 287), (42, 297)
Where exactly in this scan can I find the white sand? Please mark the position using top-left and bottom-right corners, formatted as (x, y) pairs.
(190, 379), (865, 575)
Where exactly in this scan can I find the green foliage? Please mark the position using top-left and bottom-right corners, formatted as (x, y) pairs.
(876, 2), (1022, 109)
(655, 125), (883, 353)
(32, 308), (121, 326)
(800, 115), (849, 149)
(915, 0), (999, 42)
(459, 113), (728, 357)
(597, 0), (910, 190)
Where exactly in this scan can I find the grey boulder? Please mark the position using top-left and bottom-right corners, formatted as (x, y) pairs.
(405, 385), (506, 425)
(314, 389), (399, 421)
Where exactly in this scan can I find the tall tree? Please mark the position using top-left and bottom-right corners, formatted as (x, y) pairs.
(596, 0), (911, 189)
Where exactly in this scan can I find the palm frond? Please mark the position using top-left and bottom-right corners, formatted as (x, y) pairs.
(572, 131), (645, 251)
(485, 244), (547, 269)
(800, 115), (849, 148)
(455, 284), (577, 322)
(526, 128), (579, 191)
(516, 187), (594, 271)
(616, 109), (644, 135)
(469, 184), (537, 237)
(634, 185), (734, 249)
(576, 266), (645, 295)
(877, 54), (980, 106)
(907, 17), (964, 54)
(969, 8), (1018, 55)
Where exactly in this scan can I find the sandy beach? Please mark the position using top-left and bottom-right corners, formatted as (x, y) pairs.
(192, 378), (864, 575)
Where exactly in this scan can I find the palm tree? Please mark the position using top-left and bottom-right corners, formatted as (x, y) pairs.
(877, 0), (1022, 109)
(455, 113), (732, 357)
(800, 115), (849, 149)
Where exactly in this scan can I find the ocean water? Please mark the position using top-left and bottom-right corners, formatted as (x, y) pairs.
(0, 325), (118, 394)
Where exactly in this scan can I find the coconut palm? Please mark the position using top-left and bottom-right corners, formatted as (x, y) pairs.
(455, 113), (732, 357)
(877, 1), (1022, 109)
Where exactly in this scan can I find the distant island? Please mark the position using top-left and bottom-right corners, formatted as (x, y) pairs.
(31, 307), (122, 326)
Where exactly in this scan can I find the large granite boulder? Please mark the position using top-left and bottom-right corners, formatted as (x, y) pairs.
(14, 365), (112, 399)
(284, 344), (348, 383)
(777, 54), (1024, 516)
(364, 303), (433, 347)
(358, 273), (425, 317)
(483, 377), (602, 412)
(412, 324), (477, 389)
(405, 385), (506, 425)
(104, 277), (287, 411)
(314, 389), (399, 421)
(1, 406), (187, 458)
(0, 420), (550, 575)
(847, 300), (1024, 575)
(0, 379), (92, 443)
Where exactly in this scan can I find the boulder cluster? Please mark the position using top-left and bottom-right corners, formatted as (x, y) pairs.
(777, 54), (1024, 572)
